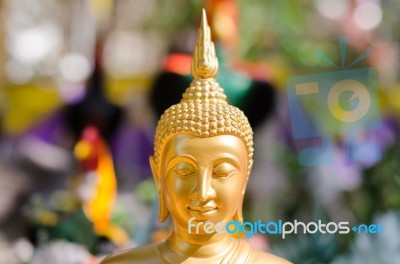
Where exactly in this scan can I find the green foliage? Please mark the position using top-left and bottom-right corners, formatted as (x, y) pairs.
(346, 142), (400, 223)
(332, 212), (400, 264)
(274, 233), (339, 264)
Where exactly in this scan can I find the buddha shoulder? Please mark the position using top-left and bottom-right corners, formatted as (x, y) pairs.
(99, 244), (162, 264)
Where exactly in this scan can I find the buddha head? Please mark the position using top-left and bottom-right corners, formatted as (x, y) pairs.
(150, 10), (253, 231)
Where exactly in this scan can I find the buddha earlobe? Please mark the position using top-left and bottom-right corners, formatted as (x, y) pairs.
(149, 156), (169, 222)
(157, 190), (169, 222)
(236, 182), (247, 223)
(233, 205), (244, 224)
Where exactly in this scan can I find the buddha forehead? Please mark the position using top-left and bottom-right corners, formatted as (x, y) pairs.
(161, 134), (247, 169)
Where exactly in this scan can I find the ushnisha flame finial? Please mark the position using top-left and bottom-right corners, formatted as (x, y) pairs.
(191, 9), (219, 79)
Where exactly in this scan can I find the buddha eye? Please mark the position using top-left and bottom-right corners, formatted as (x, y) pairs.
(213, 162), (237, 178)
(174, 163), (195, 177)
(175, 169), (194, 177)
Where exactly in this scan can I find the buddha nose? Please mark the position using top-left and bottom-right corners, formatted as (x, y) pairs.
(190, 168), (216, 202)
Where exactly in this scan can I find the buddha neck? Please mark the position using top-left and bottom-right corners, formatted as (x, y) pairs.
(165, 221), (238, 258)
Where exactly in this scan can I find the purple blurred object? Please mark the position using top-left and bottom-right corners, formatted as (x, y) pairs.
(350, 117), (398, 168)
(112, 124), (154, 189)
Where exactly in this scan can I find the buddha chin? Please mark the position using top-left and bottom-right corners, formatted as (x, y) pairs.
(100, 9), (291, 264)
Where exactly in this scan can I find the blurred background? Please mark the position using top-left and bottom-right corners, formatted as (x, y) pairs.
(0, 0), (400, 263)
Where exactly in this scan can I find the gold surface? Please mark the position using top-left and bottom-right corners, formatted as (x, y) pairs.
(191, 9), (219, 79)
(101, 9), (290, 264)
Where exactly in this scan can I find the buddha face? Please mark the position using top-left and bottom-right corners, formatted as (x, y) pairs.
(153, 134), (250, 232)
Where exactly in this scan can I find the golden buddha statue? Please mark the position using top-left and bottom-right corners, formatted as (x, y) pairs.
(101, 9), (290, 264)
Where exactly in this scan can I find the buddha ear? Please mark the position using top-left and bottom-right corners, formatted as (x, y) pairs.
(243, 158), (253, 192)
(149, 156), (169, 222)
(233, 203), (244, 224)
(149, 156), (159, 181)
(248, 159), (254, 176)
(234, 158), (253, 224)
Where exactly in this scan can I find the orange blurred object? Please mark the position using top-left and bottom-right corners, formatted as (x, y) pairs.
(206, 0), (239, 54)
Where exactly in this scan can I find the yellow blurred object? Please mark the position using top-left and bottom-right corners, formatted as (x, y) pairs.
(37, 211), (59, 226)
(3, 82), (61, 134)
(74, 141), (93, 160)
(89, 0), (113, 26)
(85, 140), (116, 234)
(89, 140), (129, 245)
(105, 75), (152, 106)
(386, 88), (400, 114)
(103, 224), (130, 246)
(0, 87), (10, 114)
(74, 126), (129, 246)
